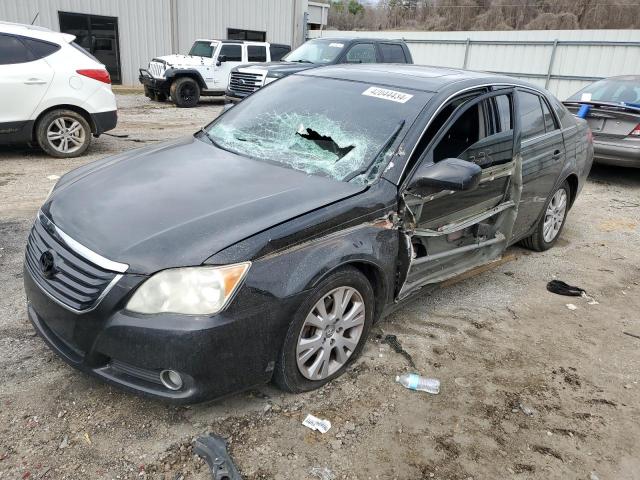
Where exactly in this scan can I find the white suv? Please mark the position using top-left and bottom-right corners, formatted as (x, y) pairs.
(0, 22), (117, 158)
(139, 39), (290, 107)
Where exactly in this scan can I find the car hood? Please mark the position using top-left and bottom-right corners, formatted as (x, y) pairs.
(236, 61), (319, 75)
(43, 136), (365, 274)
(154, 54), (208, 67)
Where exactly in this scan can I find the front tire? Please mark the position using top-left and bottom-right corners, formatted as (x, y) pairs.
(36, 109), (91, 158)
(170, 77), (200, 108)
(273, 267), (374, 393)
(521, 181), (570, 251)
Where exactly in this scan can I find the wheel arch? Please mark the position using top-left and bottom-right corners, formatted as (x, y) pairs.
(564, 173), (579, 209)
(32, 104), (96, 140)
(166, 69), (207, 89)
(310, 260), (389, 323)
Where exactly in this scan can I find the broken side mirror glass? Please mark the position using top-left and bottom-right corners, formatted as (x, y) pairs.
(408, 158), (482, 195)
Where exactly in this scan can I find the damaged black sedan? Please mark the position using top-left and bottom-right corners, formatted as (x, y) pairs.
(25, 65), (593, 403)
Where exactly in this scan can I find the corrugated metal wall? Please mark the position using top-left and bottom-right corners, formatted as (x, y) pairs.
(176, 0), (306, 53)
(0, 0), (173, 86)
(309, 29), (640, 99)
(0, 0), (307, 86)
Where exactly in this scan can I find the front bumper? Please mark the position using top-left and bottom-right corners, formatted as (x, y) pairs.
(139, 68), (169, 94)
(25, 264), (304, 403)
(224, 89), (248, 103)
(593, 137), (640, 167)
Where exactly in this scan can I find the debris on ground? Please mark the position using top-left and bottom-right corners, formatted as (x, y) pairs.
(581, 291), (600, 305)
(566, 304), (578, 311)
(302, 414), (332, 434)
(547, 280), (585, 296)
(381, 334), (416, 368)
(193, 434), (242, 480)
(519, 403), (536, 416)
(623, 331), (640, 340)
(396, 373), (440, 394)
(309, 466), (336, 480)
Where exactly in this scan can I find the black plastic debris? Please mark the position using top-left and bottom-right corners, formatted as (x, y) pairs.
(194, 434), (242, 480)
(382, 334), (416, 368)
(546, 280), (586, 297)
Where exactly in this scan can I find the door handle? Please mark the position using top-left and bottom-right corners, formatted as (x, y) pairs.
(552, 149), (561, 160)
(24, 78), (47, 85)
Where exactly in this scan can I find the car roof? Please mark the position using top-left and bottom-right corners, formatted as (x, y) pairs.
(309, 37), (404, 44)
(601, 75), (640, 82)
(0, 21), (74, 44)
(300, 64), (540, 94)
(194, 38), (273, 45)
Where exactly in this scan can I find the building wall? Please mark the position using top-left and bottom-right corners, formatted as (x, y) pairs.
(175, 0), (308, 53)
(309, 29), (640, 99)
(0, 0), (308, 86)
(0, 0), (173, 86)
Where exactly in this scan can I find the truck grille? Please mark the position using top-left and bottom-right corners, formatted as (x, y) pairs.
(25, 214), (123, 312)
(149, 60), (166, 78)
(229, 71), (264, 95)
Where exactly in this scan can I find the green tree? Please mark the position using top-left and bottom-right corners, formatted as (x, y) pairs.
(348, 0), (365, 15)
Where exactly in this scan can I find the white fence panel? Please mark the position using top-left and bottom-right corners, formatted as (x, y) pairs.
(309, 29), (640, 99)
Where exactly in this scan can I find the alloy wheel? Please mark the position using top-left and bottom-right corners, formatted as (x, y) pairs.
(180, 84), (195, 102)
(543, 188), (567, 243)
(296, 286), (366, 381)
(46, 117), (86, 154)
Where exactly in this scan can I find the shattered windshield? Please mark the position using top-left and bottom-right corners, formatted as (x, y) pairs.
(206, 75), (428, 183)
(283, 39), (346, 64)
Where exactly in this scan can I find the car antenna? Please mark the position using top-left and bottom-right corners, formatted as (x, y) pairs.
(30, 11), (40, 25)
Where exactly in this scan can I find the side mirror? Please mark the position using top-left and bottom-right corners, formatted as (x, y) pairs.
(408, 158), (482, 194)
(216, 55), (227, 67)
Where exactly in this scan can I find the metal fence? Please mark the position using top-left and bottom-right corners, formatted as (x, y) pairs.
(309, 29), (640, 99)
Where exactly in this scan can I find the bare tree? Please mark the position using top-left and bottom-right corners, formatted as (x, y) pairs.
(326, 0), (640, 31)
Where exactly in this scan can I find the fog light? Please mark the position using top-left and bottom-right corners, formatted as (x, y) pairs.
(160, 369), (183, 391)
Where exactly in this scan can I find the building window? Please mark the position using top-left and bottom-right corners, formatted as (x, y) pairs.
(227, 28), (266, 42)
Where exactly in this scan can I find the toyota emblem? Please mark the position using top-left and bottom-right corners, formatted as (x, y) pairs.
(39, 250), (57, 278)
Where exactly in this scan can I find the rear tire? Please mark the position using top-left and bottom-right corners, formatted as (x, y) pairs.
(273, 266), (374, 393)
(520, 180), (570, 252)
(170, 77), (200, 108)
(36, 109), (92, 158)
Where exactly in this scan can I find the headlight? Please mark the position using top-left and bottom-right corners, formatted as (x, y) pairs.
(263, 77), (278, 85)
(126, 263), (250, 315)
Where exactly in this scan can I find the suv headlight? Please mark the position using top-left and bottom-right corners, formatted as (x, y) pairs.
(126, 263), (250, 315)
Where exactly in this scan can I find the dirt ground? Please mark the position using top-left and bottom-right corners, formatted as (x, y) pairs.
(1, 93), (639, 480)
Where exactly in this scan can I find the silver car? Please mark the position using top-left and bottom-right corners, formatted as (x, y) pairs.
(564, 75), (640, 168)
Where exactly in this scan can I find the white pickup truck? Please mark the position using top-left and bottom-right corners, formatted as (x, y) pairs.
(139, 39), (290, 107)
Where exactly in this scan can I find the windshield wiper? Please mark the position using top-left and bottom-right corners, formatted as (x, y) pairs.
(291, 59), (314, 63)
(342, 120), (405, 183)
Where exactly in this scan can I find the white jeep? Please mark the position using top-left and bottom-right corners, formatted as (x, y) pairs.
(139, 39), (290, 107)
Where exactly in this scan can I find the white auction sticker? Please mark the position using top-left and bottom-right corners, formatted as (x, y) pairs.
(362, 86), (413, 104)
(302, 414), (332, 434)
(329, 43), (344, 48)
(581, 92), (592, 101)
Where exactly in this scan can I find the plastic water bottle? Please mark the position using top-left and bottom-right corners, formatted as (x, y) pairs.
(395, 373), (440, 394)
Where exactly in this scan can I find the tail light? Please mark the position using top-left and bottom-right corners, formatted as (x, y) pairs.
(629, 124), (640, 137)
(76, 69), (111, 84)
